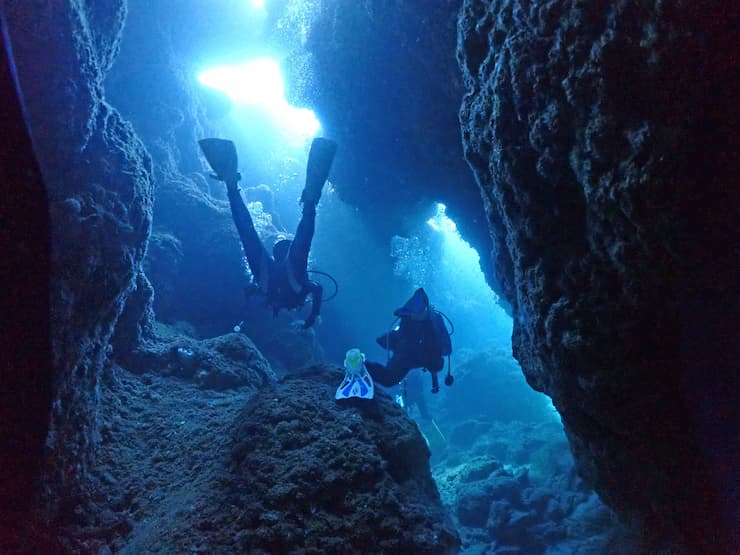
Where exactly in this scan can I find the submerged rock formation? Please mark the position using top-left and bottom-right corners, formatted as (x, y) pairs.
(2, 0), (152, 551)
(229, 366), (460, 554)
(77, 364), (458, 553)
(0, 19), (53, 549)
(303, 0), (494, 284)
(2, 0), (154, 547)
(457, 1), (736, 552)
(120, 324), (275, 390)
(3, 0), (734, 552)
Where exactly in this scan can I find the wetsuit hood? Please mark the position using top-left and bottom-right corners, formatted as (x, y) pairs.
(273, 239), (292, 260)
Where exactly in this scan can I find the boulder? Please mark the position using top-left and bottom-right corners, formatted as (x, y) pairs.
(225, 365), (461, 553)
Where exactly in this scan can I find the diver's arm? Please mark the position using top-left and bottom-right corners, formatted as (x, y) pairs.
(303, 280), (323, 328)
(376, 328), (401, 350)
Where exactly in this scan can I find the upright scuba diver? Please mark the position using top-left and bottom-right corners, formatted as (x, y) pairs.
(365, 287), (453, 394)
(198, 137), (337, 329)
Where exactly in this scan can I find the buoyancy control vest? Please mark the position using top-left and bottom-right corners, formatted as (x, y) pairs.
(263, 257), (307, 313)
(430, 310), (452, 356)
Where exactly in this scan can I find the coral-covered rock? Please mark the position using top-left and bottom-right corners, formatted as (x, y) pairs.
(435, 415), (640, 552)
(147, 176), (247, 336)
(460, 458), (503, 483)
(121, 323), (274, 391)
(457, 0), (736, 551)
(227, 365), (460, 554)
(69, 364), (458, 553)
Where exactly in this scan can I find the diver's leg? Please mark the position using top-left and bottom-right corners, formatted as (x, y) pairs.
(287, 202), (315, 278)
(300, 138), (337, 205)
(365, 357), (409, 388)
(287, 138), (336, 274)
(226, 182), (271, 284)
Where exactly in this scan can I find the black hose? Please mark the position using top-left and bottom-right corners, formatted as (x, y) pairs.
(307, 269), (339, 301)
(434, 309), (455, 335)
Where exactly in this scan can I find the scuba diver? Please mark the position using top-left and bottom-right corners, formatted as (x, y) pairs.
(365, 287), (453, 394)
(198, 137), (337, 329)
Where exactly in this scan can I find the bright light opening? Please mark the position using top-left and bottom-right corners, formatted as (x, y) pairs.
(198, 58), (320, 139)
(427, 202), (457, 233)
(392, 201), (504, 353)
(250, 0), (265, 8)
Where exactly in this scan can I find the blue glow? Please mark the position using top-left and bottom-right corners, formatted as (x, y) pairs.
(392, 202), (507, 353)
(198, 58), (320, 139)
(427, 202), (457, 233)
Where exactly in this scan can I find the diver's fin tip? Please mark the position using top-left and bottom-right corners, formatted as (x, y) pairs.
(198, 138), (239, 182)
(302, 137), (338, 205)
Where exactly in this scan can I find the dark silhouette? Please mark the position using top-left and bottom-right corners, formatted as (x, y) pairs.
(365, 288), (453, 393)
(199, 137), (337, 328)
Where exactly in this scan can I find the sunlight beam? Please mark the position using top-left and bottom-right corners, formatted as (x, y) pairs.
(198, 58), (320, 139)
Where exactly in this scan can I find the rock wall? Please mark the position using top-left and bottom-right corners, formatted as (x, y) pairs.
(2, 0), (154, 545)
(303, 0), (499, 292)
(104, 1), (256, 337)
(0, 19), (53, 549)
(457, 0), (736, 552)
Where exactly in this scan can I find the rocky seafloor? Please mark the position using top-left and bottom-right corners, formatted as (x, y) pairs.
(48, 330), (632, 554)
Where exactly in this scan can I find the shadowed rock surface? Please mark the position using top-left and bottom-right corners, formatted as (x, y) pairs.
(302, 0), (494, 290)
(64, 364), (460, 553)
(0, 18), (53, 549)
(228, 365), (460, 554)
(2, 1), (153, 550)
(457, 0), (736, 551)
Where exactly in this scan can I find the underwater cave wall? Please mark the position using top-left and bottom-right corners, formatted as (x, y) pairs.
(2, 0), (153, 539)
(104, 0), (251, 338)
(457, 0), (735, 552)
(302, 0), (501, 295)
(0, 18), (53, 546)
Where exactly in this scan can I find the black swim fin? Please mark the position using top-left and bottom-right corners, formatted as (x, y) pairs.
(198, 138), (240, 182)
(301, 137), (337, 205)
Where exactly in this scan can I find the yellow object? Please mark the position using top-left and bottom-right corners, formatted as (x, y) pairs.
(344, 348), (364, 373)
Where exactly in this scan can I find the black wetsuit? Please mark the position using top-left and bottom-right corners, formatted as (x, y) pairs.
(226, 180), (322, 327)
(365, 316), (444, 387)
